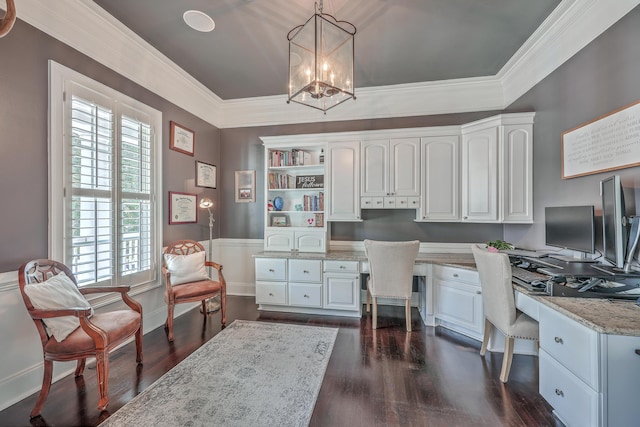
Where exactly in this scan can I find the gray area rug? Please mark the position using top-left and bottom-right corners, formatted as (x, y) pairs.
(100, 320), (338, 427)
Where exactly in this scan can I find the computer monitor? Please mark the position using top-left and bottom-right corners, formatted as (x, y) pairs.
(601, 175), (627, 269)
(544, 205), (595, 261)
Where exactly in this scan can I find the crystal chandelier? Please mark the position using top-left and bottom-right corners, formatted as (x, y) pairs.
(287, 1), (356, 113)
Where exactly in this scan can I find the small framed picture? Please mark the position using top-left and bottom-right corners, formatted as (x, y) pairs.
(170, 121), (195, 156)
(271, 215), (289, 227)
(195, 161), (217, 189)
(315, 213), (324, 227)
(169, 191), (197, 224)
(235, 170), (256, 203)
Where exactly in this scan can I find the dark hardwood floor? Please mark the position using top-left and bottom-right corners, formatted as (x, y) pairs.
(0, 296), (559, 427)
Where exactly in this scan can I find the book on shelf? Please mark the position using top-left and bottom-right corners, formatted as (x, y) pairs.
(268, 172), (295, 189)
(269, 149), (311, 167)
(303, 192), (324, 211)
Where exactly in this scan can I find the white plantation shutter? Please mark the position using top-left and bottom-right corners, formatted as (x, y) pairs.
(50, 66), (160, 289)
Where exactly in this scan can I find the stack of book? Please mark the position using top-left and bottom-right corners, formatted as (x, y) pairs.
(269, 149), (311, 167)
(303, 192), (324, 211)
(268, 172), (295, 189)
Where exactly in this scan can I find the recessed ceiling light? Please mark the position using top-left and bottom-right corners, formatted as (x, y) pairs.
(183, 10), (215, 32)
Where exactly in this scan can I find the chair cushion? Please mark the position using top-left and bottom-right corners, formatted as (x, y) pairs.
(171, 279), (221, 300)
(506, 311), (539, 340)
(164, 251), (209, 285)
(44, 309), (141, 355)
(23, 272), (94, 342)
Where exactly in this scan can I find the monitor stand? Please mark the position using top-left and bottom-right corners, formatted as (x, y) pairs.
(549, 255), (597, 263)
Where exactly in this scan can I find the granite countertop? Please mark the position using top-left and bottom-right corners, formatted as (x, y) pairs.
(254, 250), (640, 336)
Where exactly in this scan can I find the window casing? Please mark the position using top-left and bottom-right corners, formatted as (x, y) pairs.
(49, 61), (162, 288)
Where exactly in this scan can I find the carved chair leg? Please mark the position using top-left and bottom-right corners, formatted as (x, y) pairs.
(220, 291), (226, 326)
(30, 360), (53, 418)
(75, 358), (86, 377)
(405, 299), (412, 332)
(166, 303), (175, 342)
(96, 352), (109, 411)
(372, 296), (378, 330)
(500, 336), (515, 383)
(135, 326), (143, 364)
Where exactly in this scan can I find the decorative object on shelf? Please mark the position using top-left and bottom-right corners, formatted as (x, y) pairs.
(195, 161), (217, 189)
(198, 198), (220, 313)
(295, 204), (303, 211)
(271, 215), (289, 227)
(169, 191), (197, 224)
(286, 0), (356, 113)
(315, 213), (324, 227)
(273, 196), (284, 211)
(306, 217), (315, 227)
(485, 240), (513, 252)
(0, 0), (16, 38)
(267, 200), (274, 211)
(169, 121), (195, 156)
(235, 170), (256, 203)
(296, 175), (324, 189)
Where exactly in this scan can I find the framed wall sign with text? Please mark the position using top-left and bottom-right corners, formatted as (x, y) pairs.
(169, 191), (197, 224)
(170, 121), (195, 156)
(196, 161), (217, 188)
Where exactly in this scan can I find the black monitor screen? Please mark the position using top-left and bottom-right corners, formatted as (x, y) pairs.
(545, 205), (595, 254)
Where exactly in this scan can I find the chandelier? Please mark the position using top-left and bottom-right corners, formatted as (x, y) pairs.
(287, 1), (356, 113)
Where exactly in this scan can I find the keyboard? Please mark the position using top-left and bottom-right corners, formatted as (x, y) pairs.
(504, 249), (548, 258)
(511, 266), (548, 284)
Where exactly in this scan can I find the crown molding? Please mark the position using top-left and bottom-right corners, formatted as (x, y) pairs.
(8, 0), (639, 129)
(499, 0), (640, 107)
(13, 0), (225, 127)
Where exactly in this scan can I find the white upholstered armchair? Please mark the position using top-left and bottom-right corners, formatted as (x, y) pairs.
(471, 244), (539, 382)
(364, 239), (420, 331)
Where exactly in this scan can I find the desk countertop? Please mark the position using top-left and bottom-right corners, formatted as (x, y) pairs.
(255, 250), (640, 336)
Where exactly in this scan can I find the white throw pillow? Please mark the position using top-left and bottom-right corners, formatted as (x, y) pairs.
(164, 251), (209, 286)
(24, 272), (93, 342)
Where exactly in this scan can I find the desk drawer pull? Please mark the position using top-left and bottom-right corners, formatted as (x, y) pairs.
(269, 269), (275, 272)
(269, 293), (274, 297)
(303, 270), (309, 273)
(554, 337), (564, 344)
(304, 294), (309, 298)
(635, 349), (640, 356)
(453, 273), (459, 277)
(476, 290), (482, 295)
(340, 265), (346, 269)
(555, 388), (564, 397)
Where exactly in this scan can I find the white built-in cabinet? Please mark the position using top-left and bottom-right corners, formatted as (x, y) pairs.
(538, 303), (640, 427)
(326, 141), (361, 221)
(420, 136), (460, 221)
(361, 138), (420, 210)
(460, 113), (535, 223)
(461, 126), (499, 222)
(260, 112), (534, 226)
(260, 137), (328, 252)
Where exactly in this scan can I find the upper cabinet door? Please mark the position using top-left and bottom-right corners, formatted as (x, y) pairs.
(326, 141), (361, 221)
(361, 140), (389, 196)
(390, 138), (420, 197)
(461, 127), (499, 222)
(502, 124), (533, 223)
(420, 136), (459, 221)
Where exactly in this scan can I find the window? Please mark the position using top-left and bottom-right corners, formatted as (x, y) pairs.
(49, 61), (162, 288)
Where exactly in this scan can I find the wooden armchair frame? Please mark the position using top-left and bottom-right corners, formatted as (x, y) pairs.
(162, 240), (227, 341)
(18, 259), (143, 418)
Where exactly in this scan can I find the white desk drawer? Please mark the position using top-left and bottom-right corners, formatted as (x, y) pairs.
(255, 258), (287, 281)
(539, 349), (598, 427)
(289, 259), (322, 283)
(288, 283), (322, 308)
(515, 291), (539, 321)
(433, 265), (479, 285)
(539, 304), (599, 390)
(324, 260), (359, 273)
(255, 281), (287, 305)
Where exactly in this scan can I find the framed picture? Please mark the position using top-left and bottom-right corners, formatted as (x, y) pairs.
(170, 121), (195, 156)
(235, 170), (256, 203)
(315, 213), (324, 227)
(271, 215), (289, 227)
(169, 191), (197, 224)
(195, 161), (217, 188)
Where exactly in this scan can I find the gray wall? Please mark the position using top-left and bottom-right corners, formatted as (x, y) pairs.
(504, 6), (640, 251)
(0, 19), (221, 272)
